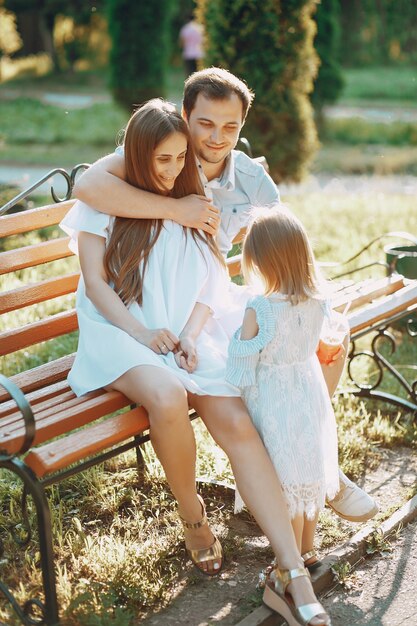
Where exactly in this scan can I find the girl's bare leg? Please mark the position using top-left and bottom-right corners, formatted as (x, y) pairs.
(301, 513), (319, 568)
(291, 515), (304, 552)
(109, 366), (219, 573)
(190, 395), (325, 622)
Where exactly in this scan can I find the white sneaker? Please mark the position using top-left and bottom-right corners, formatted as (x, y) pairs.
(326, 469), (378, 522)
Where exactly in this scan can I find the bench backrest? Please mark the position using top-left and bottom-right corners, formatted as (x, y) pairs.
(0, 201), (245, 369)
(0, 200), (79, 358)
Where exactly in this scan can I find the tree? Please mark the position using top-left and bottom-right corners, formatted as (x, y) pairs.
(197, 0), (320, 183)
(107, 0), (174, 111)
(4, 0), (105, 71)
(339, 0), (417, 66)
(312, 0), (345, 126)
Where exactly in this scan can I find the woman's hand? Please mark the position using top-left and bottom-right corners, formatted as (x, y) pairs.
(133, 327), (179, 355)
(174, 335), (198, 373)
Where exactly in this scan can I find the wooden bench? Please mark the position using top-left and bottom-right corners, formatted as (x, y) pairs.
(1, 194), (416, 625)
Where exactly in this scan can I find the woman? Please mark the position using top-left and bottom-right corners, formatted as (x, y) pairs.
(61, 99), (329, 625)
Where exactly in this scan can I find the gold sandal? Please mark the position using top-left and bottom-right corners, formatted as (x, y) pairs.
(179, 494), (223, 576)
(263, 564), (331, 626)
(302, 550), (322, 572)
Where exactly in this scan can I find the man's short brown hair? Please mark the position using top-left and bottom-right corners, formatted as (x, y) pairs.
(183, 67), (254, 121)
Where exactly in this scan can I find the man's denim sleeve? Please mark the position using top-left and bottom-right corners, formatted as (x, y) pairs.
(255, 169), (280, 205)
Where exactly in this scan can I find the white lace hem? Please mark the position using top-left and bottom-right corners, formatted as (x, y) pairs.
(283, 481), (339, 520)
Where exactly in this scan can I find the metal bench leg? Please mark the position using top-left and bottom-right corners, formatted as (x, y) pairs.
(346, 325), (417, 416)
(0, 457), (59, 626)
(133, 436), (148, 479)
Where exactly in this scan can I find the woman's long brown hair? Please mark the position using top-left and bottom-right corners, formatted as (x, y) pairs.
(103, 99), (224, 306)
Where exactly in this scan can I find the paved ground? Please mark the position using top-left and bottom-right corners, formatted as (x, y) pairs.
(321, 519), (417, 626)
(0, 164), (73, 196)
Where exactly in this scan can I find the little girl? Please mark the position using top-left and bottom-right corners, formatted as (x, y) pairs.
(226, 206), (340, 625)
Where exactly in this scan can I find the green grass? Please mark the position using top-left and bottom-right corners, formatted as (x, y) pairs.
(0, 98), (127, 168)
(286, 192), (417, 269)
(0, 98), (127, 146)
(341, 66), (417, 104)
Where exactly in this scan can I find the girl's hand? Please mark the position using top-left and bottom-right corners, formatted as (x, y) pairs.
(316, 341), (345, 366)
(133, 327), (179, 355)
(175, 336), (198, 372)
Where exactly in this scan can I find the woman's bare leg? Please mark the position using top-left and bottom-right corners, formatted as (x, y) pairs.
(190, 395), (326, 622)
(110, 366), (220, 573)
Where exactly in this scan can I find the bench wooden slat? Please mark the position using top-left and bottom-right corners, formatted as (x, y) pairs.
(24, 405), (149, 477)
(0, 238), (72, 275)
(348, 283), (417, 334)
(332, 275), (405, 312)
(0, 389), (132, 455)
(0, 200), (75, 237)
(0, 380), (71, 418)
(0, 389), (77, 428)
(232, 229), (246, 245)
(2, 390), (108, 441)
(1, 388), (105, 435)
(226, 253), (242, 278)
(0, 310), (78, 356)
(0, 354), (75, 403)
(0, 273), (79, 314)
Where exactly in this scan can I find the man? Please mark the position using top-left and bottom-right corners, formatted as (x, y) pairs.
(74, 67), (377, 526)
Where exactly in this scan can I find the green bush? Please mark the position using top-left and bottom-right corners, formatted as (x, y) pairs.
(197, 0), (320, 183)
(107, 0), (174, 110)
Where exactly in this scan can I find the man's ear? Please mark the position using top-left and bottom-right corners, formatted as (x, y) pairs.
(181, 106), (188, 122)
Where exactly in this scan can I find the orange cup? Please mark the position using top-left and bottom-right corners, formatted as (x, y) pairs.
(317, 312), (348, 365)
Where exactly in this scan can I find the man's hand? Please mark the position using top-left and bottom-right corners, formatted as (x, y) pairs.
(174, 336), (198, 373)
(173, 195), (220, 235)
(133, 327), (179, 355)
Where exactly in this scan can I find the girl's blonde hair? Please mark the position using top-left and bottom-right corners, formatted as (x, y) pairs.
(242, 206), (320, 304)
(104, 98), (224, 306)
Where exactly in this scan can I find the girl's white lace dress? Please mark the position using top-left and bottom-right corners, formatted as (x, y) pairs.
(226, 294), (339, 519)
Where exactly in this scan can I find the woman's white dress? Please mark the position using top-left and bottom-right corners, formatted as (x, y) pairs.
(60, 201), (240, 398)
(226, 294), (340, 519)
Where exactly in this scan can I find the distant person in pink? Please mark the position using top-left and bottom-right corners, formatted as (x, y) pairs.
(179, 15), (204, 76)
